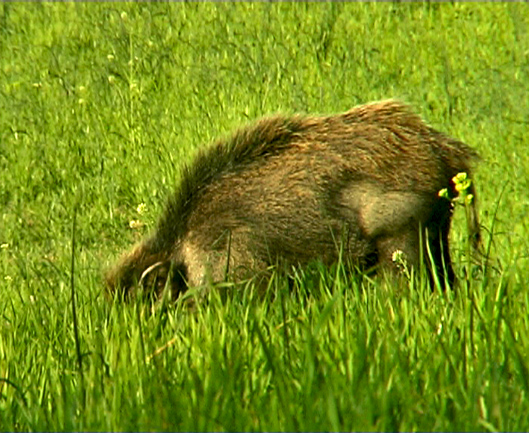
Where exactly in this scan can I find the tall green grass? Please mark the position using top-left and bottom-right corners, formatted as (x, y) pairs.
(1, 2), (528, 431)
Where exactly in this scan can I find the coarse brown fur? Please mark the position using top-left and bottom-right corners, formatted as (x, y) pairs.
(105, 100), (480, 300)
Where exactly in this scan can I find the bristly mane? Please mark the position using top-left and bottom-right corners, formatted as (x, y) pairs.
(152, 114), (310, 251)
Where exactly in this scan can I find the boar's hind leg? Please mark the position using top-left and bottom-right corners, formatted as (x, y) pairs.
(343, 184), (454, 289)
(376, 219), (455, 290)
(423, 200), (455, 290)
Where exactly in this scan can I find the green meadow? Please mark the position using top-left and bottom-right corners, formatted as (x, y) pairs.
(1, 2), (529, 431)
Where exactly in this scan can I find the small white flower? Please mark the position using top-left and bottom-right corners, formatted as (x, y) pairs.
(392, 249), (405, 263)
(136, 203), (146, 215)
(129, 219), (144, 229)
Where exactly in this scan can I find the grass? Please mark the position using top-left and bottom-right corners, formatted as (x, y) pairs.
(1, 2), (529, 431)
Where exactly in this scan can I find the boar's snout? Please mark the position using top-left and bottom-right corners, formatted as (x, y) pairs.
(105, 244), (188, 300)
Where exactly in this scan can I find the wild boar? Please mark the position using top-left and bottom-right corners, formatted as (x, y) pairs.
(105, 100), (480, 300)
